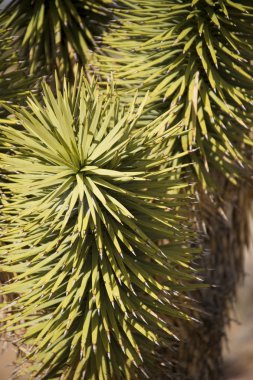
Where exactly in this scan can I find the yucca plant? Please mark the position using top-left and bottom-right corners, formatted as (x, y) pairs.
(0, 25), (38, 307)
(0, 0), (113, 76)
(0, 27), (35, 118)
(94, 1), (253, 379)
(1, 1), (252, 379)
(97, 0), (253, 187)
(0, 75), (200, 379)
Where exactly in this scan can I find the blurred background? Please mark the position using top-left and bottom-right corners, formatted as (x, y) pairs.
(224, 245), (253, 380)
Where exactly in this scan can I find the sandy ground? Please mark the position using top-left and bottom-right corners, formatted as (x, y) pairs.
(0, 344), (17, 380)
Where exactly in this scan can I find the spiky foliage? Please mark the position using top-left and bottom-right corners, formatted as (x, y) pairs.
(0, 0), (112, 76)
(0, 76), (199, 379)
(0, 26), (37, 301)
(95, 2), (253, 379)
(96, 0), (253, 187)
(0, 27), (35, 117)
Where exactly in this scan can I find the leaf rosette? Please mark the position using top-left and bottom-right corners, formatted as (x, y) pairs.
(97, 0), (253, 187)
(0, 0), (113, 76)
(0, 76), (198, 379)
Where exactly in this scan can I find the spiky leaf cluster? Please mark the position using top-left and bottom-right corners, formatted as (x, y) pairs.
(0, 76), (198, 379)
(0, 0), (113, 76)
(0, 27), (35, 118)
(97, 0), (253, 187)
